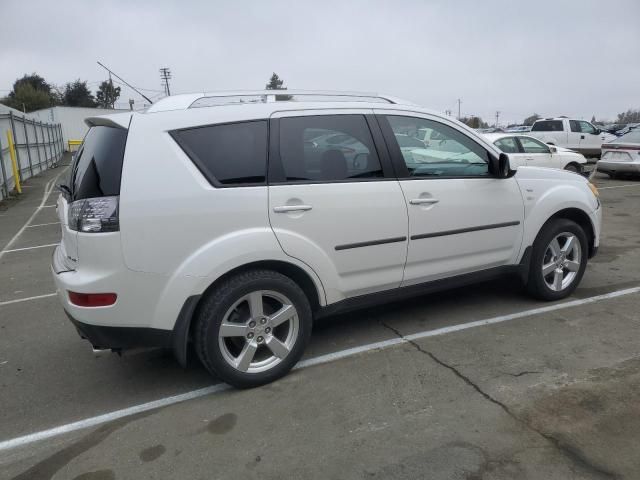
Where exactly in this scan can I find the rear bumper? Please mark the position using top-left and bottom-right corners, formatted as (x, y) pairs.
(597, 161), (640, 174)
(66, 311), (172, 350)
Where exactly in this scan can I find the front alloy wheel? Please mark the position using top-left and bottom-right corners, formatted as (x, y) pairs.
(541, 232), (582, 292)
(526, 218), (588, 300)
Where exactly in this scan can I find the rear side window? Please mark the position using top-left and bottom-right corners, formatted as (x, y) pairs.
(494, 137), (520, 153)
(70, 126), (128, 200)
(171, 121), (268, 186)
(531, 120), (564, 132)
(278, 115), (383, 182)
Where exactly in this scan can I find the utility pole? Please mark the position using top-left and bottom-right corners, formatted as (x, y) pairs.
(457, 99), (462, 120)
(495, 111), (500, 127)
(159, 67), (172, 96)
(108, 72), (115, 109)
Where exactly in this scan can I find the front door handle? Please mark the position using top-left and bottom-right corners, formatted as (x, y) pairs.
(580, 135), (585, 139)
(409, 198), (439, 205)
(273, 205), (313, 213)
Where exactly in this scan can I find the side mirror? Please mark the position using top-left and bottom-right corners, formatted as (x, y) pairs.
(489, 153), (514, 178)
(592, 129), (601, 135)
(549, 145), (557, 154)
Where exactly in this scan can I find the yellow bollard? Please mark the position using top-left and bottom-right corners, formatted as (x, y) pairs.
(6, 130), (21, 194)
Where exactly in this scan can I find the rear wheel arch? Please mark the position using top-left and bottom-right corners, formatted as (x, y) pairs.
(198, 260), (323, 313)
(173, 260), (323, 367)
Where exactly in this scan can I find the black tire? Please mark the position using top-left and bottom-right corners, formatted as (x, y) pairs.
(195, 269), (312, 388)
(564, 163), (581, 173)
(526, 218), (588, 301)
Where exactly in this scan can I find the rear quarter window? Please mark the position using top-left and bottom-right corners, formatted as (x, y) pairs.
(170, 121), (268, 186)
(70, 126), (128, 200)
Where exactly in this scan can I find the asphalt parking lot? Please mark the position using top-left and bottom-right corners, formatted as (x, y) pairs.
(1, 159), (639, 480)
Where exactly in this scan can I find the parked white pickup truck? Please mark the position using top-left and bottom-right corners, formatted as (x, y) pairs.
(529, 117), (616, 157)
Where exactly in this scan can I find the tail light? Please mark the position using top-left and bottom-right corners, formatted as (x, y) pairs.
(68, 291), (117, 307)
(68, 196), (119, 233)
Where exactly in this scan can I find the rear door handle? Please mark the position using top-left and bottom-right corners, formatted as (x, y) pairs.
(580, 135), (585, 139)
(409, 198), (439, 205)
(273, 205), (313, 213)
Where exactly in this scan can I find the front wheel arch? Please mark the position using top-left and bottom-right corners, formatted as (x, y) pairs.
(546, 208), (595, 258)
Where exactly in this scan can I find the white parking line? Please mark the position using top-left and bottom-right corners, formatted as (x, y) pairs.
(0, 168), (67, 261)
(0, 285), (638, 453)
(2, 243), (59, 253)
(599, 183), (640, 190)
(26, 222), (60, 228)
(41, 205), (57, 208)
(0, 293), (57, 307)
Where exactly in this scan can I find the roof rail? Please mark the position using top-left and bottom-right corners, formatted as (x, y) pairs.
(146, 90), (413, 113)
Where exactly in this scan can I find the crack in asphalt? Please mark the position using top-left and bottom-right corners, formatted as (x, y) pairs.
(380, 321), (620, 480)
(501, 370), (543, 377)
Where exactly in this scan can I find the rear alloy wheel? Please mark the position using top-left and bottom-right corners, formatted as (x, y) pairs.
(526, 219), (588, 300)
(195, 270), (312, 388)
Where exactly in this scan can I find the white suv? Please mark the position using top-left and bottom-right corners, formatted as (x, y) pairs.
(52, 91), (602, 388)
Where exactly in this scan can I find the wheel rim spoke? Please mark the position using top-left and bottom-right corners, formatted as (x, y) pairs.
(248, 291), (264, 318)
(553, 270), (563, 290)
(549, 238), (561, 257)
(235, 341), (258, 372)
(565, 260), (580, 272)
(562, 235), (576, 253)
(219, 322), (246, 337)
(269, 304), (295, 328)
(265, 336), (290, 359)
(542, 262), (556, 276)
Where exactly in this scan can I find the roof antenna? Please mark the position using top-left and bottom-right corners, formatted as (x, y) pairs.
(97, 61), (154, 105)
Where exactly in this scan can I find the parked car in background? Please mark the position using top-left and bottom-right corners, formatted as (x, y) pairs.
(477, 127), (504, 134)
(504, 125), (531, 133)
(597, 128), (640, 178)
(614, 123), (640, 137)
(529, 117), (616, 157)
(485, 133), (587, 172)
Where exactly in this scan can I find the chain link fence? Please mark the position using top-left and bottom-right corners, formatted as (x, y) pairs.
(0, 110), (64, 200)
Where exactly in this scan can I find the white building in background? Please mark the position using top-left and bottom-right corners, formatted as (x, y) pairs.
(31, 106), (129, 150)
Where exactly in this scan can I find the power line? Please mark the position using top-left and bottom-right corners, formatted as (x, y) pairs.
(96, 61), (154, 104)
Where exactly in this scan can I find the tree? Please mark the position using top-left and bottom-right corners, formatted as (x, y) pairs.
(459, 116), (488, 129)
(1, 73), (58, 112)
(96, 80), (121, 109)
(523, 113), (541, 126)
(591, 115), (596, 124)
(2, 83), (52, 112)
(265, 72), (292, 100)
(62, 80), (96, 107)
(616, 109), (640, 124)
(265, 72), (286, 90)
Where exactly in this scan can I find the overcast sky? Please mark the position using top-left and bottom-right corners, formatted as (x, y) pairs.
(1, 0), (638, 124)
